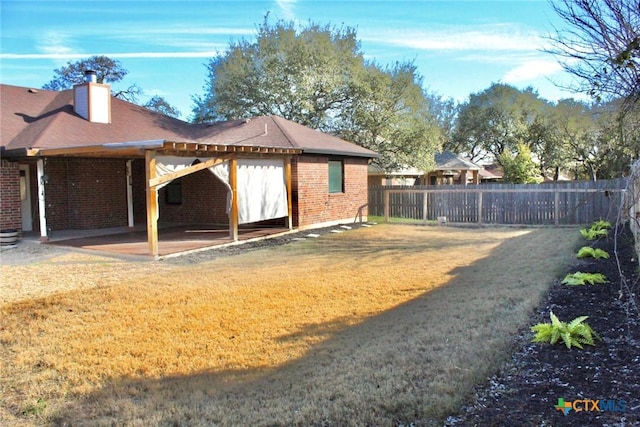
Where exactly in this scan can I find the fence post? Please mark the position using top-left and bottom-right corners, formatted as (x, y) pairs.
(477, 190), (483, 224)
(554, 190), (560, 226)
(422, 190), (428, 223)
(384, 190), (390, 222)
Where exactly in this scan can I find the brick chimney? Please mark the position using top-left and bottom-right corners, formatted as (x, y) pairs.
(73, 70), (111, 123)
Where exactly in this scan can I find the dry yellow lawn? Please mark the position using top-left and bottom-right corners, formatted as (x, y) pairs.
(0, 224), (580, 426)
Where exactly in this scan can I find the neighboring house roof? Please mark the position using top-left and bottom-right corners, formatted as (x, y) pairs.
(368, 151), (481, 176)
(478, 167), (502, 180)
(0, 84), (377, 158)
(481, 163), (504, 179)
(433, 151), (481, 171)
(368, 164), (423, 176)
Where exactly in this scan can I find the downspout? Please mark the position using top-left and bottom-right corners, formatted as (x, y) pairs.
(126, 160), (134, 228)
(36, 158), (48, 242)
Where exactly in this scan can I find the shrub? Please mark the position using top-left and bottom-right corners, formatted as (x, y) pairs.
(531, 311), (600, 349)
(576, 246), (610, 259)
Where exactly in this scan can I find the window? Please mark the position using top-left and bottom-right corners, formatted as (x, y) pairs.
(328, 159), (344, 193)
(165, 180), (182, 204)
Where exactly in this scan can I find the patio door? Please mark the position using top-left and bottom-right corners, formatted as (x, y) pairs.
(20, 165), (32, 231)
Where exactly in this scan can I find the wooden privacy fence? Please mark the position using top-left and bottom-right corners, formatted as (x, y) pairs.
(369, 179), (627, 225)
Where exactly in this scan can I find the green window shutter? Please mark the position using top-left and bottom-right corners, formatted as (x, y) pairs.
(328, 160), (343, 193)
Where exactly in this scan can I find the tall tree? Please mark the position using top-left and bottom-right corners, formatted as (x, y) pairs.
(527, 103), (571, 181)
(338, 62), (442, 172)
(551, 99), (607, 180)
(547, 0), (639, 107)
(43, 55), (142, 102)
(143, 95), (181, 119)
(589, 100), (640, 178)
(428, 94), (459, 151)
(43, 55), (181, 117)
(193, 18), (441, 172)
(192, 18), (362, 129)
(452, 84), (547, 163)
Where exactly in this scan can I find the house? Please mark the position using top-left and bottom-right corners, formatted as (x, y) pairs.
(478, 163), (503, 183)
(368, 151), (487, 186)
(425, 151), (482, 185)
(0, 77), (377, 257)
(367, 164), (424, 186)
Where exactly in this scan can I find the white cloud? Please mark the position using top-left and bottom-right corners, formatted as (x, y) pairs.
(363, 24), (544, 52)
(142, 88), (167, 98)
(275, 0), (296, 20)
(0, 51), (223, 60)
(502, 59), (564, 83)
(36, 31), (79, 64)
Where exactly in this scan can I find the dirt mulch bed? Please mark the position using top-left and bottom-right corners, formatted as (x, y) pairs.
(445, 225), (640, 426)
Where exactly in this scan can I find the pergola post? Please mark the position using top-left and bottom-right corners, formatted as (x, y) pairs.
(229, 157), (239, 241)
(145, 150), (159, 257)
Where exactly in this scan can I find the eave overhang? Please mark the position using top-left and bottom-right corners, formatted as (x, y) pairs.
(4, 140), (302, 159)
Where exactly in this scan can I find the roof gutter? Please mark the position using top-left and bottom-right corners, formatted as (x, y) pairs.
(0, 147), (30, 158)
(17, 139), (166, 157)
(302, 148), (379, 158)
(102, 140), (166, 149)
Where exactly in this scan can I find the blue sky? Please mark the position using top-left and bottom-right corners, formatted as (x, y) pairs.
(1, 0), (583, 120)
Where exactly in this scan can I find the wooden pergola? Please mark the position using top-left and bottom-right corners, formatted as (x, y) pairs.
(27, 140), (302, 257)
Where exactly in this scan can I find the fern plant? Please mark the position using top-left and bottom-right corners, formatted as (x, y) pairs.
(580, 227), (608, 240)
(579, 220), (612, 240)
(531, 311), (600, 349)
(576, 246), (610, 259)
(562, 271), (607, 285)
(591, 220), (612, 231)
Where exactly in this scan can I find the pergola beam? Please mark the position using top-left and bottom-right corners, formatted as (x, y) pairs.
(162, 141), (300, 155)
(148, 154), (234, 188)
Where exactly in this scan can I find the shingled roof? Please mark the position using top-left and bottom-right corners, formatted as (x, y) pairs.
(433, 151), (481, 171)
(0, 84), (377, 158)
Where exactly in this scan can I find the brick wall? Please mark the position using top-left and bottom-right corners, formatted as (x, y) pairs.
(9, 155), (369, 232)
(292, 155), (369, 227)
(0, 160), (21, 231)
(43, 158), (128, 230)
(132, 159), (147, 225)
(130, 161), (231, 226)
(158, 168), (230, 225)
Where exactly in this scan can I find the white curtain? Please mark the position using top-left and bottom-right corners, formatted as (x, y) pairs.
(155, 156), (198, 190)
(209, 162), (232, 215)
(236, 158), (288, 224)
(154, 156), (288, 225)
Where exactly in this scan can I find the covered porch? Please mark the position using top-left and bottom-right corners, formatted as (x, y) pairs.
(28, 140), (301, 258)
